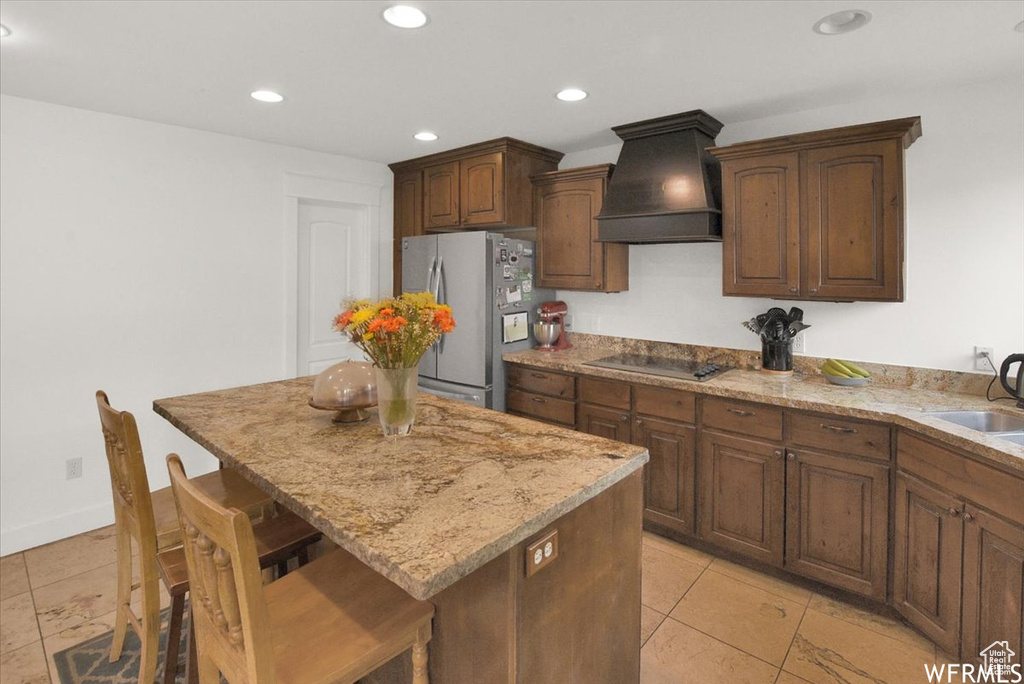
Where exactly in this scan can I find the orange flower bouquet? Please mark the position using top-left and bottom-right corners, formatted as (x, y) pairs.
(334, 293), (455, 436)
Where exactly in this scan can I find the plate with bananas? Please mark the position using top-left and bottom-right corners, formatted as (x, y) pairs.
(821, 358), (871, 386)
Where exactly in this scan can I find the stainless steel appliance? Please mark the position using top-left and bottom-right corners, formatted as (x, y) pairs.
(584, 354), (728, 382)
(535, 301), (572, 352)
(401, 232), (553, 410)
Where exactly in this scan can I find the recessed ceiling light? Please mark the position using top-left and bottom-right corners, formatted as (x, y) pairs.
(1015, 20), (1024, 33)
(414, 131), (438, 142)
(250, 90), (284, 103)
(0, 24), (11, 38)
(383, 5), (428, 29)
(813, 9), (872, 35)
(556, 88), (588, 102)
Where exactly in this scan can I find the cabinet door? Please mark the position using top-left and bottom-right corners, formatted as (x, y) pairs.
(784, 449), (889, 598)
(961, 504), (1024, 662)
(460, 153), (504, 226)
(893, 472), (964, 656)
(721, 153), (800, 298)
(803, 140), (902, 301)
(424, 161), (460, 229)
(635, 416), (696, 535)
(698, 431), (785, 566)
(393, 170), (423, 295)
(535, 177), (606, 290)
(577, 403), (630, 443)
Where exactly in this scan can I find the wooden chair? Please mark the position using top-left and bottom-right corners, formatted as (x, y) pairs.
(96, 391), (322, 684)
(167, 453), (435, 684)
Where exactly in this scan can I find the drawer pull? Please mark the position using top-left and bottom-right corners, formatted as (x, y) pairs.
(530, 372), (548, 380)
(727, 408), (754, 417)
(948, 508), (961, 517)
(787, 452), (796, 461)
(531, 397), (547, 404)
(774, 450), (783, 458)
(620, 415), (628, 422)
(820, 423), (858, 435)
(963, 512), (975, 522)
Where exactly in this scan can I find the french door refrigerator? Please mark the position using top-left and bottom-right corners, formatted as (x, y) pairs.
(401, 232), (552, 411)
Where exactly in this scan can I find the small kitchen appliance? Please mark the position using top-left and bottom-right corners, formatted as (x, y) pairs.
(999, 353), (1024, 408)
(584, 354), (728, 382)
(535, 301), (572, 352)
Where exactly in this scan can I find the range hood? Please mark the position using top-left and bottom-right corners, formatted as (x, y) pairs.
(596, 110), (724, 243)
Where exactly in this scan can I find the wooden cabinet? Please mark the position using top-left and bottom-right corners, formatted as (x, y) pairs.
(710, 117), (921, 302)
(390, 138), (563, 294)
(698, 430), (785, 566)
(893, 472), (965, 655)
(784, 448), (889, 599)
(531, 165), (629, 292)
(578, 403), (631, 442)
(505, 366), (575, 428)
(392, 170), (424, 294)
(895, 430), (1024, 659)
(961, 505), (1024, 662)
(635, 416), (696, 535)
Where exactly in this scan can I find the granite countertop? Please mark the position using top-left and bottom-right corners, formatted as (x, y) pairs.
(503, 347), (1024, 474)
(154, 377), (648, 600)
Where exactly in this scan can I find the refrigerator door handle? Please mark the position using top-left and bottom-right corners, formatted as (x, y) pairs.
(437, 260), (447, 354)
(433, 257), (444, 301)
(425, 257), (437, 296)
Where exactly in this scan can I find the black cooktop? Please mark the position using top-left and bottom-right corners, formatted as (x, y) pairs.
(583, 354), (728, 382)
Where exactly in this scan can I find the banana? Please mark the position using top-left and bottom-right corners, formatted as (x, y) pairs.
(834, 358), (871, 378)
(822, 360), (853, 378)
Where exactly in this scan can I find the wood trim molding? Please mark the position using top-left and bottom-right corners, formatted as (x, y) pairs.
(530, 164), (615, 185)
(709, 117), (922, 160)
(389, 137), (564, 172)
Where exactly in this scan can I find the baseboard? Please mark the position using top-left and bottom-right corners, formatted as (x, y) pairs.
(0, 502), (114, 556)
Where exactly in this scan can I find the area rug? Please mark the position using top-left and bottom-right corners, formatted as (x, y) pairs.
(53, 608), (189, 684)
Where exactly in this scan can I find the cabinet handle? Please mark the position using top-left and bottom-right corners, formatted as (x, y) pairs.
(635, 417), (644, 426)
(787, 452), (796, 461)
(948, 508), (961, 517)
(531, 372), (547, 380)
(789, 287), (798, 293)
(820, 424), (858, 435)
(620, 415), (628, 422)
(531, 397), (547, 404)
(727, 408), (754, 417)
(963, 512), (975, 522)
(774, 449), (783, 458)
(810, 288), (818, 294)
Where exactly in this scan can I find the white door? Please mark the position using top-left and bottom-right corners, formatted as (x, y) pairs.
(297, 200), (374, 375)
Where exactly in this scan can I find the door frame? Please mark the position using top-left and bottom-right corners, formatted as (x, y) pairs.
(284, 172), (387, 377)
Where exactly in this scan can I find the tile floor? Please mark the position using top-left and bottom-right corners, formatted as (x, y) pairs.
(1, 526), (945, 683)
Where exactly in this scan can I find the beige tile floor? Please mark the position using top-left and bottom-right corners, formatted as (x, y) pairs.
(1, 527), (944, 683)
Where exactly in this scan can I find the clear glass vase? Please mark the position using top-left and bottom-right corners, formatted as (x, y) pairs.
(374, 367), (418, 437)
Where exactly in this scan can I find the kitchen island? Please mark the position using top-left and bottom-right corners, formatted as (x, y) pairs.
(154, 376), (649, 684)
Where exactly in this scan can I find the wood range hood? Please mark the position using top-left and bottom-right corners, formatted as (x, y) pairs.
(596, 109), (725, 244)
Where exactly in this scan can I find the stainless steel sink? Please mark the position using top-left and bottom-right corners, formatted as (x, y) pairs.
(925, 410), (1024, 433)
(998, 433), (1024, 446)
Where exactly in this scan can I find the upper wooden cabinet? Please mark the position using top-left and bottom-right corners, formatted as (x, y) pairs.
(531, 165), (629, 292)
(710, 117), (921, 302)
(390, 138), (563, 294)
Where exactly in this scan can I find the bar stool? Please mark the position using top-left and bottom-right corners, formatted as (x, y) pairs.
(167, 453), (435, 684)
(96, 391), (322, 684)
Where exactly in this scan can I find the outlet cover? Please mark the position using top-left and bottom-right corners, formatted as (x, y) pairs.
(974, 346), (994, 372)
(792, 332), (806, 355)
(66, 457), (83, 480)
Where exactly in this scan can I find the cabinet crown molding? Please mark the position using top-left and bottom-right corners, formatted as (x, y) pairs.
(530, 164), (615, 184)
(389, 137), (564, 172)
(708, 116), (922, 161)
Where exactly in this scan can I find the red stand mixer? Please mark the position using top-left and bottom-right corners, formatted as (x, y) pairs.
(534, 301), (572, 352)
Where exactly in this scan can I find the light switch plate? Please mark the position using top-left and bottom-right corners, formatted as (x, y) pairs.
(525, 529), (558, 577)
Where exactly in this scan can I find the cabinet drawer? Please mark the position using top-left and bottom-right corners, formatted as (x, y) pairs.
(507, 389), (575, 427)
(634, 385), (695, 424)
(898, 431), (1024, 525)
(702, 398), (783, 442)
(785, 412), (891, 461)
(507, 366), (575, 399)
(579, 376), (630, 410)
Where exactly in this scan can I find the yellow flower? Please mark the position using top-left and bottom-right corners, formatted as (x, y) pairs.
(363, 332), (374, 340)
(351, 308), (376, 325)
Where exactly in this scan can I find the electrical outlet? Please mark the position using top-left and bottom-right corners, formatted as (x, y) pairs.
(66, 457), (83, 480)
(562, 314), (574, 332)
(975, 346), (994, 372)
(792, 332), (807, 355)
(524, 529), (558, 577)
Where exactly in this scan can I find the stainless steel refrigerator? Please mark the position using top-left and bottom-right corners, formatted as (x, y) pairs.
(401, 232), (552, 411)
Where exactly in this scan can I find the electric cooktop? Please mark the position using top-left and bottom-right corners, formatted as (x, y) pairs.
(583, 354), (729, 382)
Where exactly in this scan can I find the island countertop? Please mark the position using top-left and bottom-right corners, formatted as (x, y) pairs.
(153, 377), (648, 600)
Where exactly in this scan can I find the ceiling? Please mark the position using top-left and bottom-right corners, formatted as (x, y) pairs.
(1, 1), (1021, 164)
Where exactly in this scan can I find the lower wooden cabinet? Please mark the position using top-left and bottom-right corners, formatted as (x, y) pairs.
(578, 403), (630, 442)
(960, 504), (1024, 662)
(893, 472), (964, 656)
(784, 449), (889, 599)
(634, 416), (696, 535)
(698, 430), (785, 567)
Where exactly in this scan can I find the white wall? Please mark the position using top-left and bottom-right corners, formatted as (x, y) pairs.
(0, 95), (393, 554)
(559, 77), (1024, 372)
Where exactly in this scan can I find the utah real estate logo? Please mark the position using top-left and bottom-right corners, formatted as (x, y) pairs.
(926, 642), (1021, 683)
